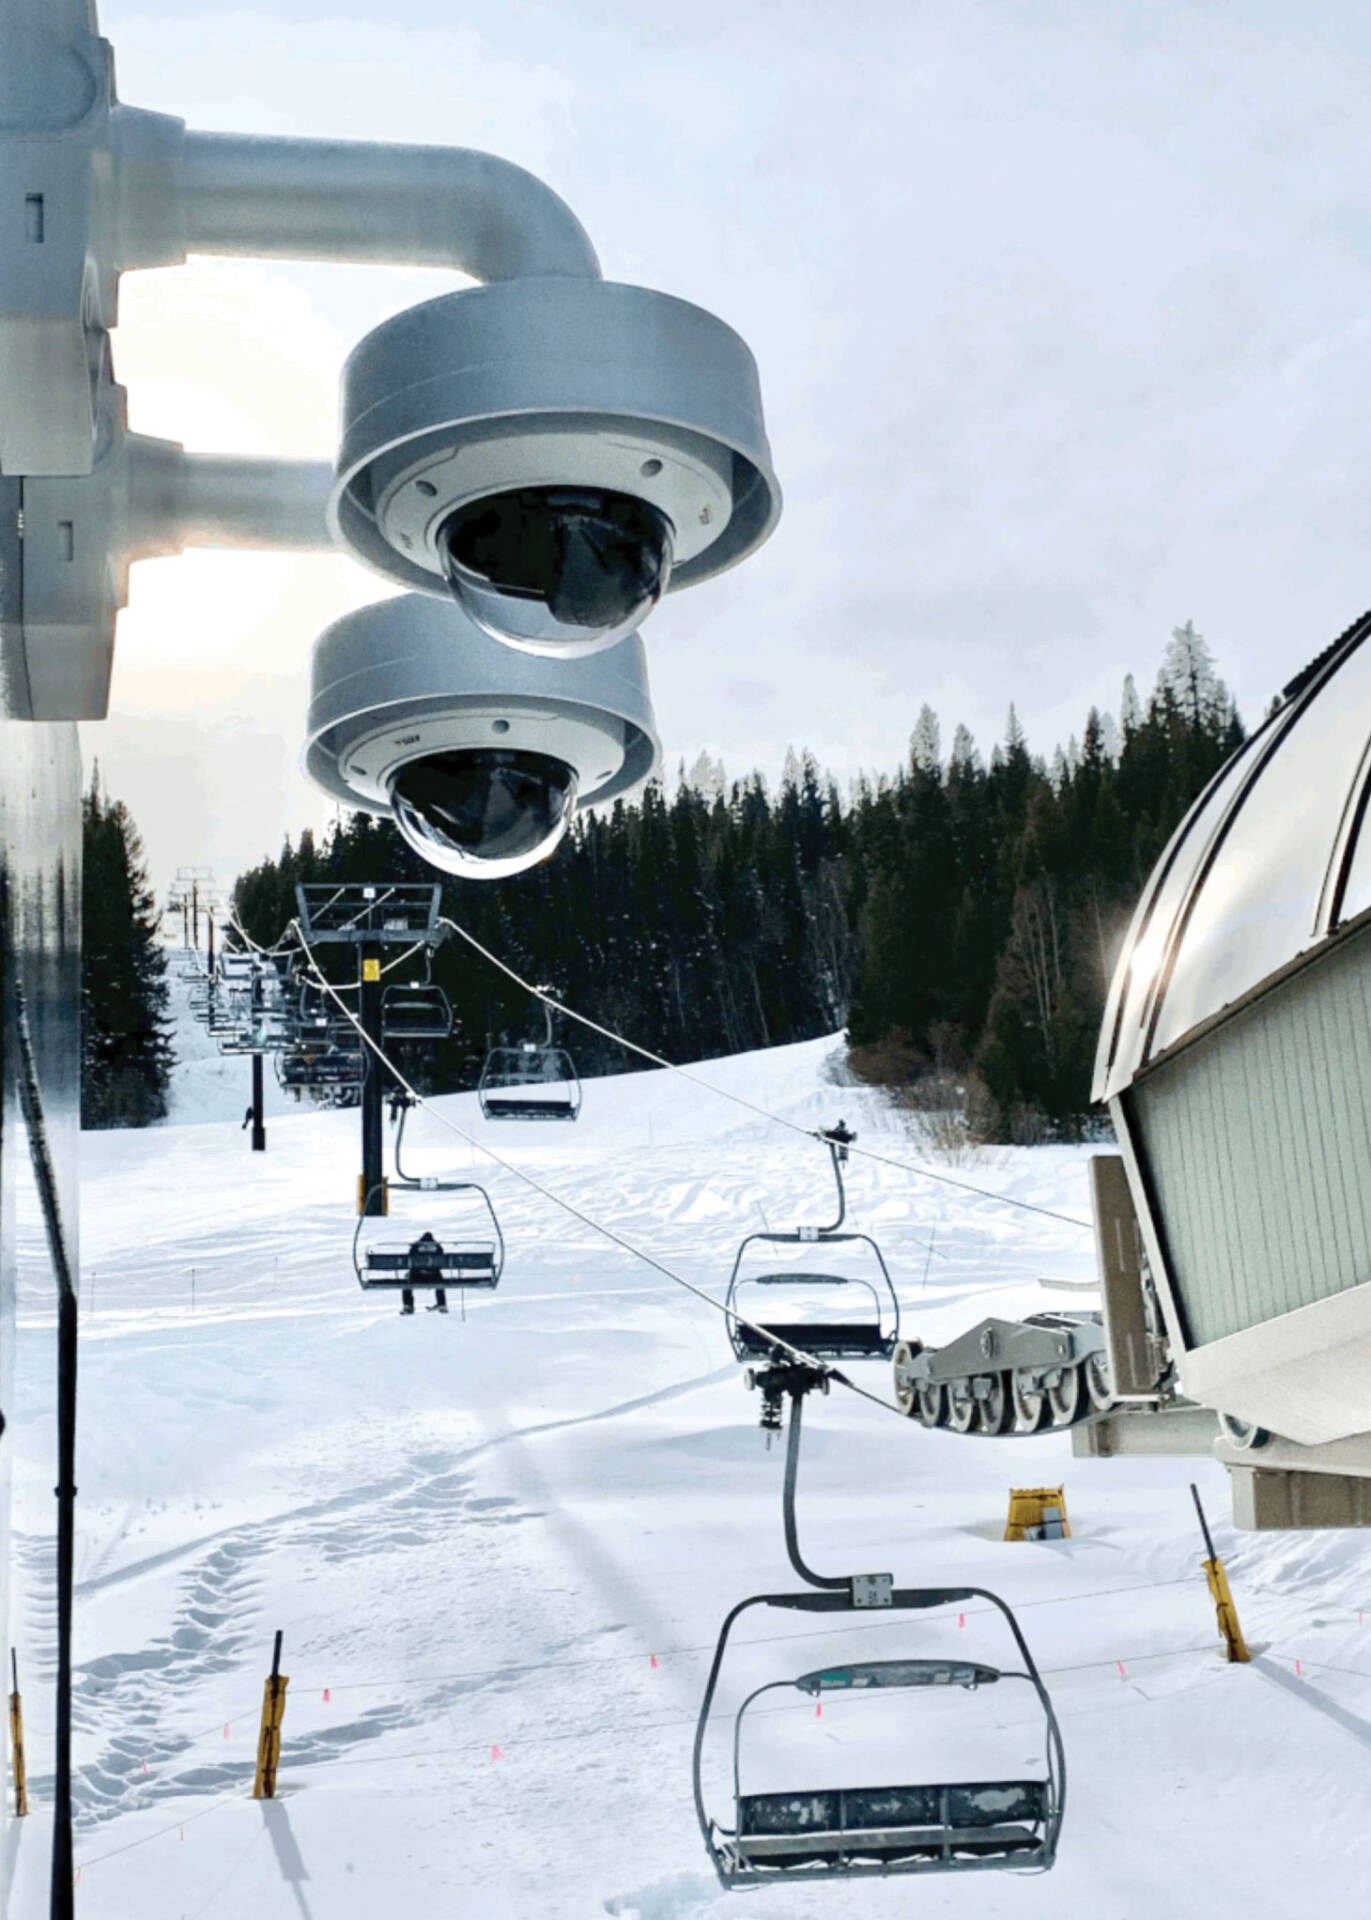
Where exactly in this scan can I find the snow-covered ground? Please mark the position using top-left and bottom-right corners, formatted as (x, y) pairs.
(9, 1033), (1371, 1917)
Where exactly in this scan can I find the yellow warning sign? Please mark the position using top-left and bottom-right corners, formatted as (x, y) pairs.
(1005, 1486), (1070, 1541)
(362, 958), (381, 982)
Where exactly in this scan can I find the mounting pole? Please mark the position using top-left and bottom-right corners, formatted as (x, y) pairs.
(359, 942), (387, 1217)
(249, 966), (266, 1152)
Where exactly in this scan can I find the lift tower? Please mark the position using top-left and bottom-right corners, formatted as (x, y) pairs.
(294, 885), (445, 1216)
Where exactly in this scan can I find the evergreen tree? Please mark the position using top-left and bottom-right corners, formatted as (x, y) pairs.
(230, 625), (1248, 1141)
(82, 772), (174, 1127)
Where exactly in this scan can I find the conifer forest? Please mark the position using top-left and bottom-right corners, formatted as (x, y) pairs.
(227, 622), (1246, 1141)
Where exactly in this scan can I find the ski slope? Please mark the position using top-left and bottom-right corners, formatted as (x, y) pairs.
(9, 1035), (1371, 1917)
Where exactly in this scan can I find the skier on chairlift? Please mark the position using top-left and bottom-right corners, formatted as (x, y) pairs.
(401, 1230), (448, 1316)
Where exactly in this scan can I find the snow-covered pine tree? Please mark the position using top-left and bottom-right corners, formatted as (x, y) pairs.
(1156, 620), (1233, 729)
(949, 723), (981, 776)
(910, 705), (941, 774)
(1120, 673), (1142, 735)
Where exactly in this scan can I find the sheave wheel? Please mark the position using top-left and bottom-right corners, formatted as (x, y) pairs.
(1012, 1368), (1050, 1433)
(915, 1381), (947, 1428)
(1084, 1349), (1114, 1413)
(975, 1372), (1014, 1435)
(892, 1339), (921, 1417)
(946, 1383), (977, 1434)
(1047, 1363), (1088, 1428)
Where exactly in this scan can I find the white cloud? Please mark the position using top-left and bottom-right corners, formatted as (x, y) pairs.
(86, 0), (1371, 895)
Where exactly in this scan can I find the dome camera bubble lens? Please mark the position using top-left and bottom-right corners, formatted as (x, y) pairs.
(390, 748), (578, 881)
(437, 486), (673, 655)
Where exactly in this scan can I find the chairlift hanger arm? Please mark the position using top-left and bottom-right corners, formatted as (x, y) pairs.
(783, 1388), (851, 1592)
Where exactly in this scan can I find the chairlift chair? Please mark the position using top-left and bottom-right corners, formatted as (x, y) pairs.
(694, 1364), (1064, 1890)
(725, 1124), (898, 1363)
(353, 1181), (505, 1315)
(694, 1590), (1064, 1887)
(217, 1007), (291, 1055)
(478, 1041), (582, 1122)
(381, 981), (453, 1042)
(274, 1044), (365, 1092)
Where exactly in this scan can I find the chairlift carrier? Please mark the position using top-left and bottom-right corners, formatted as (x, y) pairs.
(351, 1096), (507, 1304)
(275, 1044), (365, 1092)
(724, 1124), (899, 1363)
(693, 1370), (1065, 1889)
(478, 999), (581, 1122)
(352, 1182), (505, 1295)
(381, 980), (453, 1042)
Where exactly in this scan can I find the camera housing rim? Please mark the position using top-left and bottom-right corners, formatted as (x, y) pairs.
(303, 592), (661, 824)
(330, 277), (781, 606)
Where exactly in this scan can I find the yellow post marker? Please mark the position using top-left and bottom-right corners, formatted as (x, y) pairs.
(8, 1650), (27, 1817)
(1005, 1486), (1070, 1541)
(252, 1631), (289, 1800)
(1191, 1482), (1250, 1664)
(361, 957), (381, 983)
(357, 1174), (388, 1216)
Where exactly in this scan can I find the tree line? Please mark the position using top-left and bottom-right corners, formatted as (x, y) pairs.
(231, 621), (1244, 1139)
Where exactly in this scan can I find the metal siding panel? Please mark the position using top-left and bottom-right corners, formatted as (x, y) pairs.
(1276, 994), (1319, 1314)
(1132, 925), (1371, 1344)
(1314, 981), (1359, 1296)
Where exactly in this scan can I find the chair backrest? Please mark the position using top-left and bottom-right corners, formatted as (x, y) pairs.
(739, 1779), (1047, 1837)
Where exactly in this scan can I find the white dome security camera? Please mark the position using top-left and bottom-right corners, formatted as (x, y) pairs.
(303, 594), (661, 879)
(329, 278), (781, 657)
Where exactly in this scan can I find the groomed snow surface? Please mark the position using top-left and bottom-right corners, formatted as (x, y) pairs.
(9, 1034), (1371, 1917)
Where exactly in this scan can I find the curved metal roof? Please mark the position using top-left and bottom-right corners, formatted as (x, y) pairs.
(1094, 610), (1371, 1102)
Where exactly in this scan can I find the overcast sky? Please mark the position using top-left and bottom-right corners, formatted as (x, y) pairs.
(90, 0), (1371, 898)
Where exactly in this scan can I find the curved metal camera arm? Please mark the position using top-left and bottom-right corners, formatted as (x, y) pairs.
(2, 2), (776, 721)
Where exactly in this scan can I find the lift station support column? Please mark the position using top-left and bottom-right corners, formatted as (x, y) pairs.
(360, 943), (386, 1217)
(290, 882), (445, 1220)
(249, 966), (267, 1152)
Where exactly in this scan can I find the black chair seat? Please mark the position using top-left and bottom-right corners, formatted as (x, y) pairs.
(732, 1321), (894, 1359)
(482, 1098), (577, 1120)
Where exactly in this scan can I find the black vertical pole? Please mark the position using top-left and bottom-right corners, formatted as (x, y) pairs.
(249, 967), (266, 1152)
(1190, 1482), (1218, 1561)
(360, 942), (386, 1216)
(191, 882), (200, 954)
(206, 912), (215, 972)
(11, 984), (77, 1920)
(52, 1286), (76, 1920)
